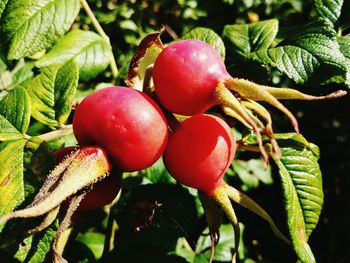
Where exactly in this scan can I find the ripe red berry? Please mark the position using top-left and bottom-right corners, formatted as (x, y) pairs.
(163, 114), (236, 196)
(73, 86), (169, 172)
(153, 39), (229, 115)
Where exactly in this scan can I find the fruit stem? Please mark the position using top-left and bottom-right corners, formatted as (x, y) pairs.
(38, 124), (73, 142)
(80, 0), (119, 79)
(212, 184), (240, 263)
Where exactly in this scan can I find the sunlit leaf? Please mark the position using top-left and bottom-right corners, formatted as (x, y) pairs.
(2, 0), (80, 59)
(26, 60), (78, 126)
(36, 30), (112, 81)
(0, 139), (26, 232)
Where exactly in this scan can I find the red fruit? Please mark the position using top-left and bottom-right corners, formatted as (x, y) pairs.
(153, 39), (229, 115)
(73, 86), (169, 172)
(163, 114), (236, 196)
(55, 147), (122, 212)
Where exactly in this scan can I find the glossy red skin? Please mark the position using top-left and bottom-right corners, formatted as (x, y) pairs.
(153, 39), (229, 116)
(163, 114), (236, 196)
(55, 147), (122, 212)
(73, 86), (169, 172)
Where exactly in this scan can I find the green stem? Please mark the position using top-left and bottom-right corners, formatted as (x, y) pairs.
(38, 124), (73, 141)
(80, 0), (119, 79)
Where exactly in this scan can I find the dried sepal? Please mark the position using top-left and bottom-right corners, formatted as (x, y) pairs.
(125, 27), (165, 91)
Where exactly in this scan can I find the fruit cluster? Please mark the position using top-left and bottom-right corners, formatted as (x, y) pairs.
(0, 38), (344, 262)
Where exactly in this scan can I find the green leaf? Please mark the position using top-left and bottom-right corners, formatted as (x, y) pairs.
(26, 60), (79, 126)
(338, 36), (350, 59)
(222, 19), (278, 58)
(314, 0), (344, 24)
(232, 159), (273, 191)
(11, 62), (34, 88)
(0, 114), (23, 141)
(2, 0), (80, 59)
(24, 137), (55, 198)
(0, 86), (31, 133)
(75, 232), (105, 260)
(0, 53), (7, 73)
(0, 0), (9, 19)
(338, 36), (350, 87)
(14, 220), (58, 263)
(249, 18), (348, 85)
(0, 139), (26, 232)
(182, 27), (226, 59)
(194, 224), (236, 262)
(36, 29), (113, 81)
(0, 61), (34, 90)
(271, 136), (323, 262)
(141, 158), (176, 184)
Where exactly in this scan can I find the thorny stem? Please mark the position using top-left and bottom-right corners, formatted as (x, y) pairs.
(80, 0), (119, 79)
(38, 124), (73, 141)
